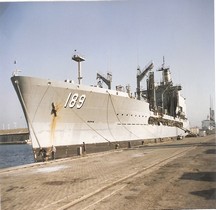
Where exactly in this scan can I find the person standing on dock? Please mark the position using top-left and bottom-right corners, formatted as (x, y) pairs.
(51, 145), (56, 160)
(39, 148), (47, 162)
(82, 142), (86, 155)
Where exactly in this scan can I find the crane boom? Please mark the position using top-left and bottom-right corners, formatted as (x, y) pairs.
(97, 72), (112, 89)
(136, 61), (154, 100)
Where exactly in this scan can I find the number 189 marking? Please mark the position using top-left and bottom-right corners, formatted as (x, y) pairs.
(64, 93), (86, 109)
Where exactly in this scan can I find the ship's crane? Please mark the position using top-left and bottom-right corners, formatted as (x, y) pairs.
(136, 61), (154, 100)
(96, 72), (112, 89)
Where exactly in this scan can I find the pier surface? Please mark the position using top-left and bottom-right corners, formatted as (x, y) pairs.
(1, 135), (215, 210)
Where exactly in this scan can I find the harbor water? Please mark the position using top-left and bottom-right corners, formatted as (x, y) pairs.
(0, 144), (34, 169)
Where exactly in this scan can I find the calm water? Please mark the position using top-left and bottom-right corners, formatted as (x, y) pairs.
(0, 144), (35, 169)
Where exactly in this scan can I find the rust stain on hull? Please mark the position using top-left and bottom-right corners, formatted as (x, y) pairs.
(50, 103), (62, 146)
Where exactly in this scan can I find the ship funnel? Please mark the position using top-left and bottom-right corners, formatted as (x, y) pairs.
(162, 69), (172, 84)
(157, 57), (172, 84)
(72, 51), (85, 85)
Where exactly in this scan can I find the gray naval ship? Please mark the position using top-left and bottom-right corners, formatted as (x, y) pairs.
(11, 53), (189, 161)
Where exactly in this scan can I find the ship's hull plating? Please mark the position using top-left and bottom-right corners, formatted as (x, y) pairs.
(11, 76), (189, 161)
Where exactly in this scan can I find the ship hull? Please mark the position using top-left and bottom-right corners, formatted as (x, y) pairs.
(11, 76), (189, 161)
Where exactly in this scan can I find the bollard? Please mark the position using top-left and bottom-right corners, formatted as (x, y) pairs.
(82, 142), (86, 155)
(128, 141), (131, 148)
(77, 147), (82, 156)
(65, 148), (68, 157)
(141, 140), (144, 145)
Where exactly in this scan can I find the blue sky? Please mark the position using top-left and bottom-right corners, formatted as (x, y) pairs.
(0, 0), (214, 129)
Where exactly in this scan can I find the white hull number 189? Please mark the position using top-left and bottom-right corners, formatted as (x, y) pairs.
(64, 93), (86, 109)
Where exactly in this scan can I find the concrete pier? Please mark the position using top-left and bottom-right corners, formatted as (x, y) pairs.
(0, 128), (29, 144)
(1, 135), (215, 210)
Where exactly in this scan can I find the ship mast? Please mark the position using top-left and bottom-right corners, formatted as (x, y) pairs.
(72, 50), (85, 85)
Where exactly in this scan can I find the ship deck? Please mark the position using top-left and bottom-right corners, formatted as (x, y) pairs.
(1, 134), (215, 209)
